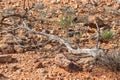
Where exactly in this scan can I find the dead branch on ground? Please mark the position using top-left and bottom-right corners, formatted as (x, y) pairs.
(1, 2), (119, 71)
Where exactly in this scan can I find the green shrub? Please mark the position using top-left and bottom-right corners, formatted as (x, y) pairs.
(74, 33), (83, 38)
(59, 15), (72, 28)
(101, 29), (113, 41)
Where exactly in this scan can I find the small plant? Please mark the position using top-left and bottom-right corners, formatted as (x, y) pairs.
(74, 32), (83, 38)
(59, 15), (72, 28)
(100, 29), (114, 41)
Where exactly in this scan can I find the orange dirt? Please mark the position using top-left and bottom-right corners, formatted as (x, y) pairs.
(0, 0), (120, 80)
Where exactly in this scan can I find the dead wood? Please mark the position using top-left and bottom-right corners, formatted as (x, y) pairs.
(0, 5), (106, 70)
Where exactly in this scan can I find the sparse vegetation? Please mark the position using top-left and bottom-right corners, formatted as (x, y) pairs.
(74, 32), (83, 38)
(59, 15), (72, 28)
(100, 29), (114, 41)
(0, 0), (120, 79)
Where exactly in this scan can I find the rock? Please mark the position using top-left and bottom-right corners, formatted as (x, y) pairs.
(34, 62), (44, 69)
(14, 45), (24, 53)
(3, 34), (14, 44)
(44, 44), (52, 49)
(116, 0), (120, 4)
(51, 0), (60, 4)
(55, 54), (82, 72)
(9, 65), (19, 71)
(0, 73), (10, 80)
(0, 55), (12, 63)
(81, 0), (89, 4)
(0, 44), (14, 54)
(34, 3), (44, 9)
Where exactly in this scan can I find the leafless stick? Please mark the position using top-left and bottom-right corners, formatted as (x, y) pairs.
(0, 16), (104, 58)
(14, 22), (104, 58)
(94, 20), (100, 49)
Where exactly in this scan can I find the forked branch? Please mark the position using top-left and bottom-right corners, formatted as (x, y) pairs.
(12, 21), (104, 58)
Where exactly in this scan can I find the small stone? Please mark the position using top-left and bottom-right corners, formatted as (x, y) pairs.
(9, 65), (19, 71)
(0, 55), (13, 63)
(0, 44), (14, 54)
(75, 78), (80, 80)
(34, 62), (44, 69)
(44, 44), (52, 49)
(116, 0), (120, 4)
(34, 3), (44, 9)
(0, 73), (10, 80)
(101, 75), (107, 78)
(14, 45), (24, 53)
(55, 54), (82, 72)
(4, 34), (14, 44)
(84, 75), (91, 80)
(51, 0), (60, 4)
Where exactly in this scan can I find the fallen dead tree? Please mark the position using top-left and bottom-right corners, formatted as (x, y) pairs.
(0, 2), (119, 72)
(0, 15), (105, 71)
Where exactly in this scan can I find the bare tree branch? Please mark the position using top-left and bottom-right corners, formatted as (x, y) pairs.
(0, 10), (104, 59)
(94, 19), (100, 49)
(12, 21), (103, 58)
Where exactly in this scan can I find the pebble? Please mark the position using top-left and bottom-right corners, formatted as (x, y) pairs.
(116, 0), (120, 4)
(0, 55), (12, 63)
(34, 3), (44, 9)
(51, 0), (60, 4)
(14, 45), (24, 53)
(0, 44), (14, 54)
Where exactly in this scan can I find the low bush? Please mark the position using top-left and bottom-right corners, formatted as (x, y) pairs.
(100, 29), (114, 41)
(59, 15), (72, 28)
